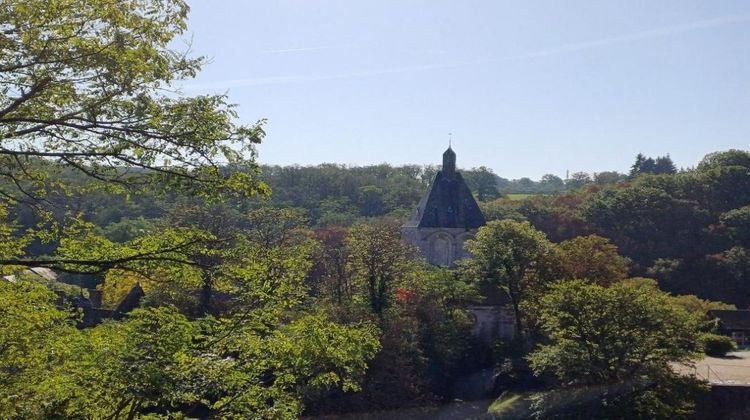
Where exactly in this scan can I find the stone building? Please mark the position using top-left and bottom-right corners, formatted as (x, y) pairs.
(402, 146), (486, 267)
(402, 147), (515, 341)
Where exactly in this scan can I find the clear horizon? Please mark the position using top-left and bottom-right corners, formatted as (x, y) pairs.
(179, 1), (750, 179)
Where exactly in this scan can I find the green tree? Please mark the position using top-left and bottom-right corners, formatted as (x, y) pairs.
(697, 149), (750, 172)
(79, 306), (198, 418)
(539, 174), (565, 193)
(654, 155), (677, 174)
(580, 186), (711, 265)
(356, 185), (386, 217)
(593, 171), (626, 185)
(557, 235), (630, 285)
(721, 205), (750, 246)
(310, 226), (352, 305)
(528, 280), (705, 419)
(0, 280), (81, 417)
(479, 199), (527, 222)
(0, 0), (266, 202)
(463, 166), (502, 201)
(0, 0), (270, 276)
(630, 153), (656, 177)
(565, 172), (593, 190)
(346, 220), (415, 316)
(1, 254), (380, 418)
(462, 220), (555, 340)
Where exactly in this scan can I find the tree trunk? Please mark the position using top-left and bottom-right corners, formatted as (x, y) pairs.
(198, 275), (212, 316)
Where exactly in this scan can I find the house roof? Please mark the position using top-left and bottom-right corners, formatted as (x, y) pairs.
(709, 310), (750, 330)
(403, 147), (486, 229)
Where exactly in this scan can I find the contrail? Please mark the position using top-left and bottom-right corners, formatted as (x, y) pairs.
(182, 14), (750, 91)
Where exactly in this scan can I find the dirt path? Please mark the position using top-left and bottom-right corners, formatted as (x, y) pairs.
(675, 351), (750, 385)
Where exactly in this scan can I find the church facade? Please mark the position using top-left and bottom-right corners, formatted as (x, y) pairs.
(402, 147), (515, 341)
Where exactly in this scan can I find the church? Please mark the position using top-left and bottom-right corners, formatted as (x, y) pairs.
(402, 146), (515, 341)
(401, 146), (486, 267)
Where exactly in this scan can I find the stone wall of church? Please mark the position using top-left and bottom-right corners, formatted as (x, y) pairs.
(466, 305), (516, 343)
(402, 227), (477, 267)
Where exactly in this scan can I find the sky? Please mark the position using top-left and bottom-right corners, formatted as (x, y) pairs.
(180, 1), (750, 180)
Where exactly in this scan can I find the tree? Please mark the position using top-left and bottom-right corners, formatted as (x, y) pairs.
(717, 246), (750, 303)
(316, 197), (358, 227)
(479, 199), (527, 222)
(654, 155), (677, 174)
(565, 172), (592, 190)
(630, 153), (654, 177)
(721, 205), (750, 247)
(580, 186), (711, 265)
(309, 226), (352, 305)
(594, 171), (625, 185)
(539, 174), (565, 193)
(0, 0), (269, 275)
(1, 255), (380, 418)
(697, 149), (750, 172)
(0, 203), (29, 270)
(463, 166), (502, 201)
(462, 220), (555, 340)
(528, 280), (705, 419)
(356, 185), (386, 217)
(0, 0), (266, 199)
(514, 177), (537, 194)
(0, 280), (81, 417)
(346, 220), (415, 316)
(245, 207), (309, 248)
(631, 154), (677, 177)
(556, 235), (630, 285)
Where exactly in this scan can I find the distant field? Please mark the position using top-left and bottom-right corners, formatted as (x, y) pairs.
(505, 193), (534, 200)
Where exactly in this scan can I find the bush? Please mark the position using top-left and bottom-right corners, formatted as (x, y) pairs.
(701, 333), (737, 356)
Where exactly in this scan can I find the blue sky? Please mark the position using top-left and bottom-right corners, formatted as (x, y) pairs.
(180, 1), (750, 179)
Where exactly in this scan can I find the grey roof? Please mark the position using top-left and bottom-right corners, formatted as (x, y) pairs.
(404, 147), (486, 229)
(709, 310), (750, 331)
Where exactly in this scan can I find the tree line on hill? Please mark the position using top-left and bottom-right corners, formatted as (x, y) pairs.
(11, 161), (632, 240)
(480, 149), (750, 307)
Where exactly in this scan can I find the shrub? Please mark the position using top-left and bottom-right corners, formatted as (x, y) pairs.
(701, 333), (737, 356)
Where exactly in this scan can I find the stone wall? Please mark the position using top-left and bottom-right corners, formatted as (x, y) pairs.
(467, 305), (515, 343)
(402, 226), (477, 267)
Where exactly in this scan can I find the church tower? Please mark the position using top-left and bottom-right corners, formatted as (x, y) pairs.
(402, 147), (486, 266)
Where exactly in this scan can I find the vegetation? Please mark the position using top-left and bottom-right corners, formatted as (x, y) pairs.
(701, 334), (737, 357)
(0, 0), (747, 418)
(527, 280), (705, 419)
(461, 220), (555, 341)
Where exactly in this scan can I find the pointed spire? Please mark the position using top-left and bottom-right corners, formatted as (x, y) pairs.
(443, 144), (456, 175)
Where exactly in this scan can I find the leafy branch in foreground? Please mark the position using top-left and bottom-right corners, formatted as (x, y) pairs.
(0, 0), (268, 206)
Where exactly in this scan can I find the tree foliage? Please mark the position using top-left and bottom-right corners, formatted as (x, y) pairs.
(556, 235), (629, 285)
(528, 280), (705, 419)
(0, 0), (268, 203)
(462, 220), (555, 339)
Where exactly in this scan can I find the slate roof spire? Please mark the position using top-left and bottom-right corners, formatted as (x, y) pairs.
(404, 147), (486, 229)
(443, 146), (456, 175)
